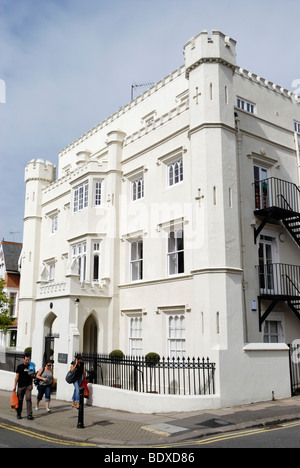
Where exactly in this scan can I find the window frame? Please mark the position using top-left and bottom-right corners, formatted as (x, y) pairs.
(263, 316), (284, 343)
(294, 120), (300, 133)
(73, 180), (89, 213)
(254, 164), (270, 210)
(51, 215), (58, 234)
(9, 291), (18, 318)
(167, 228), (184, 276)
(167, 313), (186, 359)
(93, 180), (103, 207)
(131, 176), (144, 201)
(237, 97), (256, 114)
(71, 241), (87, 282)
(92, 241), (101, 283)
(48, 263), (55, 282)
(128, 315), (143, 356)
(167, 157), (183, 187)
(130, 239), (143, 282)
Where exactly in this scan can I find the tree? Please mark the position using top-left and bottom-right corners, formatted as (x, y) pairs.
(0, 278), (14, 334)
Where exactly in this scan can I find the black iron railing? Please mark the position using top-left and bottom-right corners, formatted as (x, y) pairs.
(257, 263), (300, 298)
(254, 177), (300, 214)
(0, 350), (24, 372)
(81, 354), (216, 396)
(289, 343), (300, 396)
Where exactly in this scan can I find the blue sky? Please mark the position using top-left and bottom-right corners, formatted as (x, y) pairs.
(0, 0), (299, 243)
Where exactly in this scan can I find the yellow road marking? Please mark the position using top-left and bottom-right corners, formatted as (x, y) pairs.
(133, 421), (300, 448)
(0, 422), (97, 447)
(2, 420), (300, 448)
(196, 421), (300, 445)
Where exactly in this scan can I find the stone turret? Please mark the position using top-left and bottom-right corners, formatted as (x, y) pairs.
(184, 30), (244, 356)
(17, 159), (56, 350)
(184, 30), (236, 76)
(24, 159), (56, 218)
(184, 30), (237, 128)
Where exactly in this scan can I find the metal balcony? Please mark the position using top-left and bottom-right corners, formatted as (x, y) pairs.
(257, 263), (300, 330)
(254, 177), (300, 246)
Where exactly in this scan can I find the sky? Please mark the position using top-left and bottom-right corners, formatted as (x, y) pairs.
(0, 0), (299, 244)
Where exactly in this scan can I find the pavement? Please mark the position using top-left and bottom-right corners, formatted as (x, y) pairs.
(1, 388), (300, 447)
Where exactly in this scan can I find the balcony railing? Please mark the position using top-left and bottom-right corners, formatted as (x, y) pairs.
(257, 263), (300, 298)
(254, 177), (300, 215)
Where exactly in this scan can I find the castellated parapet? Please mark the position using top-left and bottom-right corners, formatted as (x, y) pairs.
(25, 158), (56, 184)
(184, 29), (237, 77)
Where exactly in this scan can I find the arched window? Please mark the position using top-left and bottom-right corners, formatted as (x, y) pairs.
(168, 158), (183, 186)
(71, 242), (86, 282)
(92, 242), (101, 282)
(129, 316), (143, 356)
(132, 177), (144, 201)
(168, 314), (185, 358)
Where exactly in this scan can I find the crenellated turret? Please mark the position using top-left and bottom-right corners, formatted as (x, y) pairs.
(184, 30), (237, 128)
(25, 158), (56, 183)
(24, 159), (56, 219)
(17, 158), (56, 350)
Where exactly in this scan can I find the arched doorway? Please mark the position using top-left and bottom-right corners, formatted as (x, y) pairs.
(43, 312), (57, 364)
(83, 314), (98, 354)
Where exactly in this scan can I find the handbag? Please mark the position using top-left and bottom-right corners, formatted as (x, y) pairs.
(81, 379), (89, 398)
(65, 370), (76, 384)
(10, 391), (19, 409)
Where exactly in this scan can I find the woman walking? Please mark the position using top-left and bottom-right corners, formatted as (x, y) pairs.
(70, 354), (86, 409)
(35, 361), (53, 412)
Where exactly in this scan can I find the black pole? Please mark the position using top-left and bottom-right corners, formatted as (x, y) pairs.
(77, 386), (85, 428)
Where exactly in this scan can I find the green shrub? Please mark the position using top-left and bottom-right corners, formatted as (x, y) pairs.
(145, 352), (160, 366)
(24, 347), (32, 356)
(109, 349), (124, 361)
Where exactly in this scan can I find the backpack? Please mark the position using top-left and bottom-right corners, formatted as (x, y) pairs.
(34, 368), (44, 387)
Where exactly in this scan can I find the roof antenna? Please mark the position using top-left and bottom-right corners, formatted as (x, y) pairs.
(9, 231), (20, 242)
(131, 82), (154, 100)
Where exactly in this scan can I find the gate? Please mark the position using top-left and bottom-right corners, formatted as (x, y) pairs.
(289, 343), (300, 395)
(44, 333), (59, 365)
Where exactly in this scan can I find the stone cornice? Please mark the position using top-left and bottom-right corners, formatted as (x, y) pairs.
(185, 57), (236, 78)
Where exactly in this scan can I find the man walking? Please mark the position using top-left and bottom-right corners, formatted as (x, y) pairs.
(13, 353), (34, 420)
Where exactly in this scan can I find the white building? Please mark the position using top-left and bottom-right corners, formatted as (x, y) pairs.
(0, 239), (22, 348)
(17, 30), (300, 411)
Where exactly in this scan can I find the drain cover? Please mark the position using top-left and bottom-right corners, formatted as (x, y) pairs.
(197, 419), (232, 428)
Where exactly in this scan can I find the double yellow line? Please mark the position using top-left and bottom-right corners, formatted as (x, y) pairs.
(138, 420), (300, 448)
(0, 421), (98, 447)
(196, 421), (300, 446)
(2, 419), (300, 448)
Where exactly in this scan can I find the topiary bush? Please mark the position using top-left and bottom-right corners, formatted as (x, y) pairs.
(145, 352), (160, 366)
(109, 349), (124, 361)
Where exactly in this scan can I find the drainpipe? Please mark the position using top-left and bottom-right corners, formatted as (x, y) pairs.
(294, 132), (300, 188)
(235, 114), (249, 343)
(69, 298), (80, 356)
